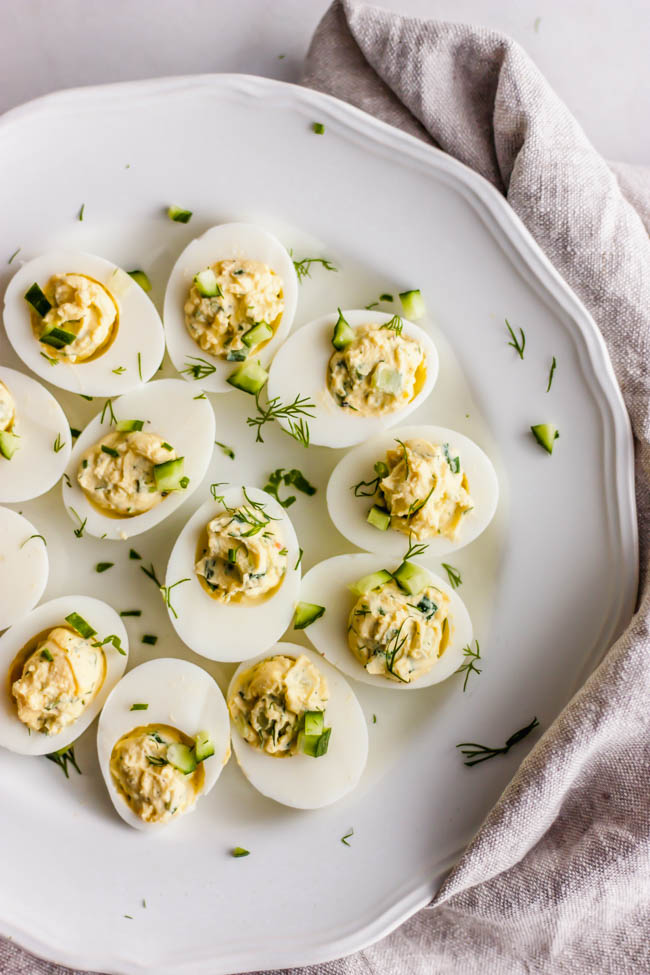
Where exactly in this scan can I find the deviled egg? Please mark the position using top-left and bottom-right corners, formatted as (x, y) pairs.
(266, 310), (438, 447)
(3, 251), (165, 396)
(228, 644), (368, 808)
(165, 485), (301, 661)
(164, 223), (298, 393)
(0, 508), (49, 630)
(62, 379), (215, 539)
(299, 552), (472, 689)
(0, 366), (71, 502)
(0, 596), (128, 755)
(327, 424), (499, 560)
(97, 658), (230, 830)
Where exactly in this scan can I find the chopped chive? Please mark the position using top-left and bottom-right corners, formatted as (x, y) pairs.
(295, 548), (303, 570)
(380, 293), (393, 302)
(140, 562), (162, 587)
(312, 122), (325, 134)
(65, 612), (97, 639)
(8, 247), (21, 264)
(161, 441), (173, 451)
(130, 703), (149, 711)
(193, 392), (207, 399)
(96, 562), (114, 573)
(215, 441), (235, 459)
(546, 356), (557, 392)
(112, 366), (126, 375)
(231, 847), (250, 858)
(40, 351), (59, 366)
(120, 610), (142, 617)
(100, 399), (117, 425)
(167, 205), (192, 223)
(505, 319), (526, 359)
(441, 563), (462, 589)
(101, 445), (120, 458)
(137, 351), (143, 381)
(341, 829), (354, 846)
(78, 203), (85, 221)
(21, 533), (46, 548)
(41, 648), (54, 662)
(70, 427), (81, 439)
(53, 433), (65, 453)
(142, 634), (158, 645)
(70, 507), (87, 538)
(93, 633), (126, 655)
(129, 548), (142, 560)
(372, 714), (377, 723)
(79, 394), (93, 401)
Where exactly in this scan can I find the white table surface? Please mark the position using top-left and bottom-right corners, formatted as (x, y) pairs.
(0, 0), (648, 165)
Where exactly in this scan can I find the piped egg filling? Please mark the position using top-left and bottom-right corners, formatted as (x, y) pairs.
(0, 381), (16, 432)
(77, 431), (184, 516)
(195, 505), (287, 603)
(228, 654), (329, 757)
(327, 322), (425, 416)
(32, 273), (118, 363)
(184, 259), (283, 359)
(11, 626), (106, 735)
(348, 580), (452, 683)
(377, 438), (473, 540)
(109, 725), (206, 824)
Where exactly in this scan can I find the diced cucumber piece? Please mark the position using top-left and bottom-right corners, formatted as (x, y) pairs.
(127, 270), (152, 292)
(167, 742), (197, 774)
(40, 326), (77, 350)
(399, 289), (426, 320)
(299, 727), (331, 757)
(0, 430), (20, 460)
(372, 365), (402, 394)
(168, 206), (192, 224)
(242, 323), (273, 348)
(293, 602), (326, 629)
(226, 349), (247, 362)
(227, 360), (268, 395)
(194, 268), (222, 297)
(153, 456), (187, 492)
(64, 612), (97, 639)
(115, 419), (144, 432)
(348, 569), (392, 597)
(331, 308), (355, 350)
(393, 560), (430, 596)
(24, 282), (52, 317)
(303, 711), (324, 736)
(194, 730), (215, 762)
(367, 505), (391, 531)
(531, 423), (560, 454)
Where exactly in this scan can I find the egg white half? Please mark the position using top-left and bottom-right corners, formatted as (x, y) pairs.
(0, 595), (128, 755)
(228, 643), (368, 809)
(3, 251), (165, 396)
(165, 486), (301, 662)
(61, 379), (216, 539)
(164, 222), (299, 393)
(0, 508), (49, 630)
(327, 424), (499, 560)
(300, 554), (472, 691)
(266, 310), (439, 448)
(0, 366), (71, 502)
(97, 658), (231, 831)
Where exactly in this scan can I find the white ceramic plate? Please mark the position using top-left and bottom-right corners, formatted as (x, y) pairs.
(0, 75), (636, 975)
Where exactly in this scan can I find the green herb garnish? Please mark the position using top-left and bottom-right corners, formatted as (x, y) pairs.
(247, 390), (315, 446)
(8, 247), (21, 264)
(167, 205), (192, 223)
(65, 612), (97, 639)
(137, 352), (143, 381)
(70, 427), (81, 439)
(129, 548), (142, 560)
(381, 315), (403, 335)
(21, 533), (46, 548)
(112, 366), (126, 375)
(147, 754), (168, 767)
(341, 829), (354, 846)
(505, 319), (526, 359)
(70, 507), (87, 538)
(457, 717), (539, 766)
(441, 563), (462, 588)
(291, 254), (337, 282)
(295, 548), (303, 570)
(141, 563), (162, 587)
(96, 562), (114, 573)
(101, 445), (120, 458)
(352, 460), (389, 497)
(78, 203), (85, 221)
(40, 351), (59, 366)
(130, 703), (149, 711)
(263, 468), (316, 508)
(100, 399), (117, 425)
(93, 634), (126, 655)
(455, 640), (482, 692)
(45, 745), (81, 778)
(546, 356), (557, 392)
(181, 356), (216, 380)
(40, 648), (54, 662)
(443, 443), (460, 474)
(142, 634), (158, 645)
(120, 610), (141, 617)
(160, 578), (190, 619)
(232, 847), (250, 858)
(215, 441), (235, 460)
(312, 122), (325, 135)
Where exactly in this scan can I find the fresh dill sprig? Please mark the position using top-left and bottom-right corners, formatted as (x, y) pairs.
(45, 745), (82, 778)
(352, 461), (389, 497)
(340, 829), (354, 846)
(546, 356), (557, 392)
(140, 562), (162, 588)
(407, 480), (435, 519)
(246, 390), (315, 446)
(395, 439), (410, 478)
(505, 319), (526, 359)
(70, 507), (87, 538)
(385, 619), (409, 682)
(455, 640), (481, 691)
(456, 717), (539, 767)
(441, 563), (462, 588)
(53, 433), (64, 453)
(40, 351), (59, 366)
(215, 441), (235, 460)
(92, 634), (126, 655)
(160, 578), (190, 619)
(402, 534), (429, 562)
(112, 366), (126, 375)
(100, 398), (117, 425)
(291, 253), (337, 283)
(381, 314), (403, 335)
(181, 356), (217, 380)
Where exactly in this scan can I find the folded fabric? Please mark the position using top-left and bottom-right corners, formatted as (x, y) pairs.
(294, 3), (650, 974)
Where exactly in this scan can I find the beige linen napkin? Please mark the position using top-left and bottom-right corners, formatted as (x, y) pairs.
(2, 3), (649, 974)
